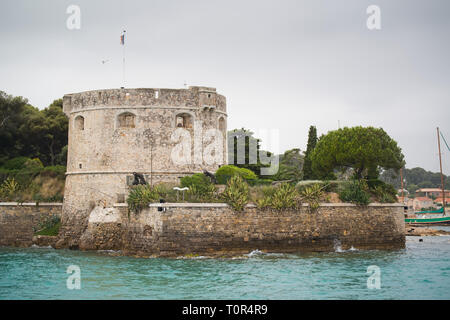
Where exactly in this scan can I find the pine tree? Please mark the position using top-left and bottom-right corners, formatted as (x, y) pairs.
(303, 125), (318, 180)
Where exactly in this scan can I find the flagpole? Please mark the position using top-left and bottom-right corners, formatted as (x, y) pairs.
(437, 127), (446, 215)
(123, 41), (125, 87)
(121, 30), (126, 88)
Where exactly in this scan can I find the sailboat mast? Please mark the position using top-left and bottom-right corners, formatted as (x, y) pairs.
(437, 127), (446, 215)
(400, 168), (405, 203)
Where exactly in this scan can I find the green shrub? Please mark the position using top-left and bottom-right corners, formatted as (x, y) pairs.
(338, 180), (371, 205)
(255, 197), (271, 209)
(221, 175), (249, 211)
(180, 173), (217, 201)
(366, 179), (385, 189)
(13, 167), (42, 187)
(369, 180), (397, 203)
(186, 184), (217, 201)
(127, 185), (160, 213)
(0, 177), (20, 201)
(151, 184), (175, 199)
(41, 165), (66, 178)
(267, 183), (299, 210)
(215, 165), (257, 184)
(2, 157), (30, 170)
(181, 173), (214, 193)
(254, 183), (299, 211)
(299, 183), (324, 211)
(24, 158), (44, 169)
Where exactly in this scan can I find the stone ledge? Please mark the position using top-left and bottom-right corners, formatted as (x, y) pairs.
(66, 170), (196, 176)
(112, 202), (404, 208)
(0, 202), (63, 207)
(69, 105), (228, 115)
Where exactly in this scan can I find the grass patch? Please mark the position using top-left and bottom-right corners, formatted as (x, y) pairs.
(34, 215), (61, 236)
(34, 221), (61, 236)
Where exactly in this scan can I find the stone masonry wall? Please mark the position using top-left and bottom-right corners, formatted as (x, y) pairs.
(78, 203), (406, 257)
(0, 203), (62, 247)
(0, 202), (405, 255)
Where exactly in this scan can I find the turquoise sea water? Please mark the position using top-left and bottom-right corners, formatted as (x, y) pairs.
(1, 233), (450, 300)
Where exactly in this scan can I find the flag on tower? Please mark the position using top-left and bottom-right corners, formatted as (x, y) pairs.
(120, 31), (126, 45)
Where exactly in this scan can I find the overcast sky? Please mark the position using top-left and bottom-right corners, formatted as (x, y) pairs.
(1, 0), (449, 174)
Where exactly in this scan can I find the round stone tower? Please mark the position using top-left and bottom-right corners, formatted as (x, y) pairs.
(58, 86), (227, 247)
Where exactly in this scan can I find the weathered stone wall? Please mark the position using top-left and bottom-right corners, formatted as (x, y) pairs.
(60, 86), (228, 247)
(78, 203), (406, 257)
(0, 203), (62, 247)
(0, 202), (405, 255)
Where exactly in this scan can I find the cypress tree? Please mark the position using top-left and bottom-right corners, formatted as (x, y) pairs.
(303, 125), (318, 180)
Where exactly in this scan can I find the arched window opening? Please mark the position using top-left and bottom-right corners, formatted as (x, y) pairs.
(75, 115), (84, 131)
(175, 113), (193, 129)
(218, 117), (226, 131)
(118, 112), (136, 128)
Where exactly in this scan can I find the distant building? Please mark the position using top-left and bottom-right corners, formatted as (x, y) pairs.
(412, 196), (435, 211)
(415, 188), (449, 199)
(434, 197), (450, 206)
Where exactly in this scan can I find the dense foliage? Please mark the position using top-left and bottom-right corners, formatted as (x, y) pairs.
(271, 148), (304, 182)
(221, 175), (250, 211)
(215, 165), (257, 184)
(255, 183), (299, 211)
(302, 126), (318, 180)
(380, 167), (449, 194)
(126, 184), (160, 213)
(338, 180), (371, 205)
(0, 91), (68, 166)
(0, 157), (65, 202)
(311, 126), (405, 180)
(180, 173), (217, 201)
(299, 183), (324, 210)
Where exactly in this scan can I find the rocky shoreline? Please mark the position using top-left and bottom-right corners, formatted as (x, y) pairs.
(405, 227), (450, 236)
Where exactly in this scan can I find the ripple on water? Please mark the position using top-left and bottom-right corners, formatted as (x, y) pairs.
(0, 241), (449, 299)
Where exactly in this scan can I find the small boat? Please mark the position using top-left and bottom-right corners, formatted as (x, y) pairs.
(415, 207), (444, 214)
(404, 127), (449, 226)
(405, 214), (450, 225)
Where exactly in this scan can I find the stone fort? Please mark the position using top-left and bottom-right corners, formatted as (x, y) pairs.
(59, 86), (227, 246)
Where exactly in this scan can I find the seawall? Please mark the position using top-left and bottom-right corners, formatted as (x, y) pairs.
(0, 203), (62, 247)
(0, 202), (405, 256)
(78, 203), (405, 256)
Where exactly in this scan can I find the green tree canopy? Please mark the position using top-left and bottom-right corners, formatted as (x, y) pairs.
(311, 126), (405, 180)
(0, 92), (68, 166)
(0, 91), (29, 160)
(380, 167), (449, 191)
(272, 148), (304, 181)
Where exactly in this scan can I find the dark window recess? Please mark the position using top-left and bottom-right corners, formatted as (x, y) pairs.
(175, 113), (192, 128)
(75, 116), (84, 130)
(118, 112), (136, 128)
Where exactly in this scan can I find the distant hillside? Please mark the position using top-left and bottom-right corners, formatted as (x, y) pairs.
(380, 167), (449, 194)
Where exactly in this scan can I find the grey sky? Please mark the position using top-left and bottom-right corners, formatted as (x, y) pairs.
(1, 0), (449, 174)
